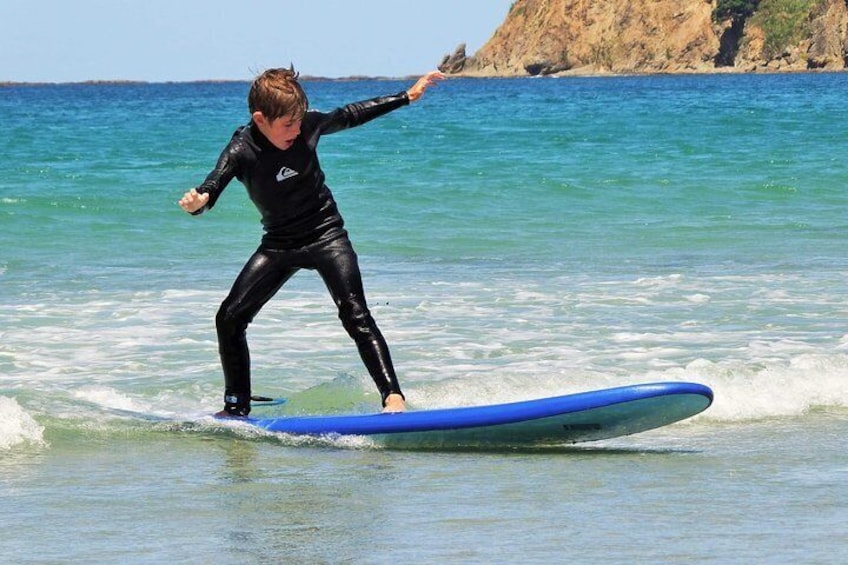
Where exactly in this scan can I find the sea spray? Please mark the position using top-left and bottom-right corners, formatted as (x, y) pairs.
(0, 396), (46, 450)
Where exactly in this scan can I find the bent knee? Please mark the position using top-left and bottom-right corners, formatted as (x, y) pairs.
(216, 302), (251, 334)
(337, 300), (379, 342)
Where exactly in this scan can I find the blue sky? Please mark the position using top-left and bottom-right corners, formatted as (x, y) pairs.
(0, 0), (514, 82)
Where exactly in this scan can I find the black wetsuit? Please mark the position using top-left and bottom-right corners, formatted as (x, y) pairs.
(193, 91), (410, 416)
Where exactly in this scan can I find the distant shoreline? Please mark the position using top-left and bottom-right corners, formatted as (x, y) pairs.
(3, 68), (845, 87)
(0, 75), (422, 87)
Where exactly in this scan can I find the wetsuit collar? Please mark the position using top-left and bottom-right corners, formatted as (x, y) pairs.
(249, 120), (277, 151)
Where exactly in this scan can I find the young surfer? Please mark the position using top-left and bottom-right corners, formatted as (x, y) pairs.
(178, 67), (445, 417)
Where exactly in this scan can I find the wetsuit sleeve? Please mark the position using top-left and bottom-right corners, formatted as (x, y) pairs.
(192, 134), (245, 215)
(317, 91), (410, 136)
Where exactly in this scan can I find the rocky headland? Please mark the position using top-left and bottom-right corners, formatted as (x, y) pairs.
(440, 0), (848, 76)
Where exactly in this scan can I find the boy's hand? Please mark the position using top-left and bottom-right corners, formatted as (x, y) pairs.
(407, 71), (445, 102)
(178, 188), (209, 213)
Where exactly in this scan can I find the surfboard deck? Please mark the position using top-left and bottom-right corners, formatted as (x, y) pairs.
(241, 382), (713, 446)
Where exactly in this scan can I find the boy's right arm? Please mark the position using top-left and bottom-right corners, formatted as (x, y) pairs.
(178, 188), (210, 213)
(178, 129), (246, 215)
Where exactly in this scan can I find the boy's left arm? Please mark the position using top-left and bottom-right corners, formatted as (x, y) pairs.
(318, 71), (445, 136)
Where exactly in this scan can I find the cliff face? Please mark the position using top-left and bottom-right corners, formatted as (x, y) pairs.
(441, 0), (848, 76)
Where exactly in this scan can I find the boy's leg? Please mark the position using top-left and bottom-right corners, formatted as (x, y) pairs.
(311, 236), (404, 407)
(216, 248), (297, 416)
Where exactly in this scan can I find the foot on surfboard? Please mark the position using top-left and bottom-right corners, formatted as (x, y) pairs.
(382, 393), (406, 413)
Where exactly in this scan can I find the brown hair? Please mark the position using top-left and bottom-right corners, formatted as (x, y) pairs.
(248, 67), (309, 121)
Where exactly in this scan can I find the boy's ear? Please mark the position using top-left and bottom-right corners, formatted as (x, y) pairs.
(252, 111), (267, 126)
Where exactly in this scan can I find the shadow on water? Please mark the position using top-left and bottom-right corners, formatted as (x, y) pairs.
(370, 442), (704, 456)
(137, 417), (707, 455)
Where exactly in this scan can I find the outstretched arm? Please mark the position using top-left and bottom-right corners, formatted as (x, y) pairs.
(316, 71), (447, 137)
(406, 71), (445, 102)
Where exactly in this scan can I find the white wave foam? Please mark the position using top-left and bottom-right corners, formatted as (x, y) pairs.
(73, 386), (151, 413)
(654, 354), (848, 421)
(4, 270), (847, 430)
(0, 396), (46, 450)
(401, 350), (848, 426)
(71, 385), (219, 421)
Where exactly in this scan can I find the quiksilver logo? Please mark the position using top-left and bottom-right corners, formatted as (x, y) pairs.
(276, 166), (298, 182)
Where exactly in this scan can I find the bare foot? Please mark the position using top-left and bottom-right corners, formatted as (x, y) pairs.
(382, 393), (406, 413)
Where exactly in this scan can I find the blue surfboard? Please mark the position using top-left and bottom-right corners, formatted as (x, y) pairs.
(243, 382), (713, 446)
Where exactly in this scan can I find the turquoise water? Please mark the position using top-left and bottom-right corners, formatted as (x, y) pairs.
(2, 74), (847, 562)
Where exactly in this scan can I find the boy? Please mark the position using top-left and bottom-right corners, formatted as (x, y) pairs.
(179, 68), (444, 417)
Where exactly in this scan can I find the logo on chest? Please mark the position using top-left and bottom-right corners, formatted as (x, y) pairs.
(276, 166), (299, 182)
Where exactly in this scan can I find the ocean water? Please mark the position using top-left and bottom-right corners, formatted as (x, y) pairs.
(1, 73), (847, 563)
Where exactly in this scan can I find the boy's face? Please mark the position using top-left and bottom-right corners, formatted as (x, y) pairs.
(253, 112), (302, 151)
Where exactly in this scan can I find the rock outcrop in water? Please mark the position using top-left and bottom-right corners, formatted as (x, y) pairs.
(440, 0), (848, 76)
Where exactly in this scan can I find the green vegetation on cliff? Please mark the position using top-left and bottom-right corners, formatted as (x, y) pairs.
(715, 0), (826, 59)
(714, 0), (760, 21)
(750, 0), (825, 59)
